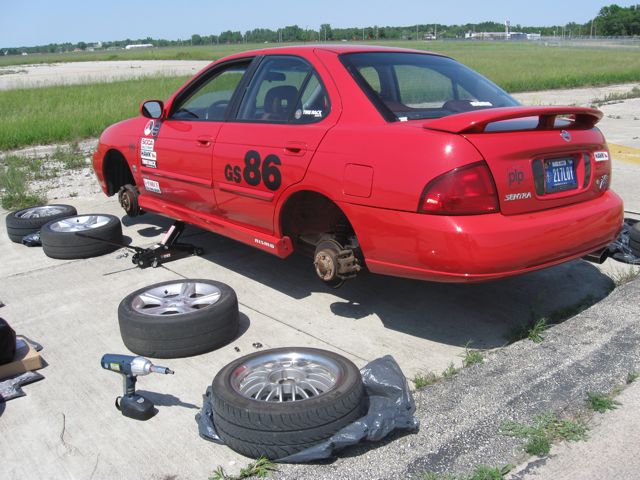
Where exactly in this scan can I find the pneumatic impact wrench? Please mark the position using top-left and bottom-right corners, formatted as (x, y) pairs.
(101, 354), (174, 421)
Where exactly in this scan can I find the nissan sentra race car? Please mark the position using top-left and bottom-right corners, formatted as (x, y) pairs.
(93, 45), (623, 287)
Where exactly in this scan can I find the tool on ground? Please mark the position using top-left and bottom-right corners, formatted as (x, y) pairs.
(101, 354), (174, 421)
(76, 220), (203, 269)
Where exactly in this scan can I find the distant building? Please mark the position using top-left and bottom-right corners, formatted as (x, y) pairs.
(465, 31), (531, 40)
(125, 43), (153, 50)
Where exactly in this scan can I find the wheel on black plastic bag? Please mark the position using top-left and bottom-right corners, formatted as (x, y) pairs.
(5, 204), (77, 243)
(118, 279), (239, 358)
(211, 347), (366, 459)
(40, 214), (122, 259)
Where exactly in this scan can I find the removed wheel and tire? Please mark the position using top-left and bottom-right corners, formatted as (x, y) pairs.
(211, 347), (366, 459)
(5, 204), (77, 243)
(40, 214), (123, 259)
(118, 279), (239, 358)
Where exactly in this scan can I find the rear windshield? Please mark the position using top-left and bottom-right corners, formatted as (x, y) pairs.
(340, 52), (519, 121)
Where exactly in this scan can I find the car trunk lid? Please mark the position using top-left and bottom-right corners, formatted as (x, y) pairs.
(423, 106), (612, 215)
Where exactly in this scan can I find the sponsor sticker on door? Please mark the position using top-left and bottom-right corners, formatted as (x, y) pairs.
(143, 178), (161, 194)
(141, 138), (157, 168)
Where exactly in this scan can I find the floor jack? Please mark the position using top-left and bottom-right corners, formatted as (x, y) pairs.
(130, 221), (204, 269)
(77, 220), (204, 269)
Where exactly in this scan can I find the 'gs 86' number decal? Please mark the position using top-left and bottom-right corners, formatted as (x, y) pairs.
(224, 150), (282, 191)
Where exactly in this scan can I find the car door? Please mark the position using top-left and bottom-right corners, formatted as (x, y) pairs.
(213, 55), (337, 234)
(138, 60), (251, 214)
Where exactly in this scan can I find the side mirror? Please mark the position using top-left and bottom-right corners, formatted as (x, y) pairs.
(140, 100), (164, 119)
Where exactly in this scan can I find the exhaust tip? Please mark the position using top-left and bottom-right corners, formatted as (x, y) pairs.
(583, 248), (609, 264)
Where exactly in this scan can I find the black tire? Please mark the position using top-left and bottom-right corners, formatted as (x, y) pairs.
(629, 223), (640, 256)
(0, 317), (16, 365)
(40, 214), (122, 259)
(211, 347), (366, 459)
(118, 279), (239, 358)
(630, 222), (640, 243)
(5, 204), (77, 243)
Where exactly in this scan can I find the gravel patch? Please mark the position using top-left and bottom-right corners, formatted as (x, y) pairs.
(276, 279), (640, 479)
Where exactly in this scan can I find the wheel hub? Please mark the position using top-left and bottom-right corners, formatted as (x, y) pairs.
(231, 352), (341, 402)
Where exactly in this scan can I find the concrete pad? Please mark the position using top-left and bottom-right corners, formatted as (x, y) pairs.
(0, 61), (210, 90)
(0, 192), (623, 479)
(512, 83), (640, 108)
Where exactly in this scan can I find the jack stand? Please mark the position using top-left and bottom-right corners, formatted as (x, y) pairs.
(132, 221), (204, 269)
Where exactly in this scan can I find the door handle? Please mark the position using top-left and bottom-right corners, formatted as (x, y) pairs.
(284, 142), (306, 156)
(196, 136), (213, 147)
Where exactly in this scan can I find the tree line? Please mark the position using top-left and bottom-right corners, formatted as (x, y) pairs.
(3, 4), (639, 55)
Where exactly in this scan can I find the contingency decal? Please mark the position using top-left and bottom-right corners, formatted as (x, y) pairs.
(470, 101), (493, 107)
(143, 178), (162, 194)
(143, 119), (162, 138)
(140, 138), (157, 168)
(144, 120), (155, 136)
(507, 167), (525, 187)
(303, 109), (324, 118)
(594, 151), (610, 162)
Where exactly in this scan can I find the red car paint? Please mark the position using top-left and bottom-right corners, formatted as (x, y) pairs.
(93, 45), (623, 283)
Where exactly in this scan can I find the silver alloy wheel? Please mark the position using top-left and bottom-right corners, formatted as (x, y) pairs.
(17, 205), (67, 219)
(48, 215), (111, 233)
(230, 351), (342, 402)
(131, 281), (222, 316)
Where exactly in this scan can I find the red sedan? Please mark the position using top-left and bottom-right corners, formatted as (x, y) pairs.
(93, 45), (623, 287)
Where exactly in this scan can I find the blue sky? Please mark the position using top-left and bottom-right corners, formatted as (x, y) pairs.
(1, 0), (635, 47)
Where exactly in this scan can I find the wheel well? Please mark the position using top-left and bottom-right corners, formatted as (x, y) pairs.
(280, 191), (355, 255)
(103, 149), (135, 196)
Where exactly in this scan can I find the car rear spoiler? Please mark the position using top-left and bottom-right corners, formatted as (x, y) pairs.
(423, 106), (603, 134)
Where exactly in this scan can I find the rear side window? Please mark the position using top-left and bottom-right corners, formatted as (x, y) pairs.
(341, 52), (518, 121)
(236, 56), (330, 124)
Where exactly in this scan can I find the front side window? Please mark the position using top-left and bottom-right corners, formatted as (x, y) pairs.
(236, 56), (330, 124)
(341, 52), (518, 121)
(171, 62), (249, 121)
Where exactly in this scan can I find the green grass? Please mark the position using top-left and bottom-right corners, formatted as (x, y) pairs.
(420, 465), (514, 480)
(1, 41), (638, 151)
(413, 371), (440, 389)
(586, 392), (621, 413)
(0, 155), (47, 209)
(627, 371), (639, 384)
(501, 411), (588, 456)
(0, 44), (250, 67)
(610, 266), (640, 287)
(462, 342), (484, 367)
(442, 362), (460, 379)
(0, 75), (188, 150)
(209, 457), (276, 480)
(3, 41), (639, 92)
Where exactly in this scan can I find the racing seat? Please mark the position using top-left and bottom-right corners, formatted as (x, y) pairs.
(262, 85), (298, 121)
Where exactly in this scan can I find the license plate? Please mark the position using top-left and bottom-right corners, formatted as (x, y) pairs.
(544, 157), (577, 193)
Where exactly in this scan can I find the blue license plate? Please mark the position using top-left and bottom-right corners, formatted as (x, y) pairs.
(544, 157), (577, 193)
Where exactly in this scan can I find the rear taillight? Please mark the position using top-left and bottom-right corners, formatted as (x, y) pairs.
(418, 161), (499, 215)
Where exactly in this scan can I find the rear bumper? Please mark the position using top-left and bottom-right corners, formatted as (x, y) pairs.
(340, 190), (623, 283)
